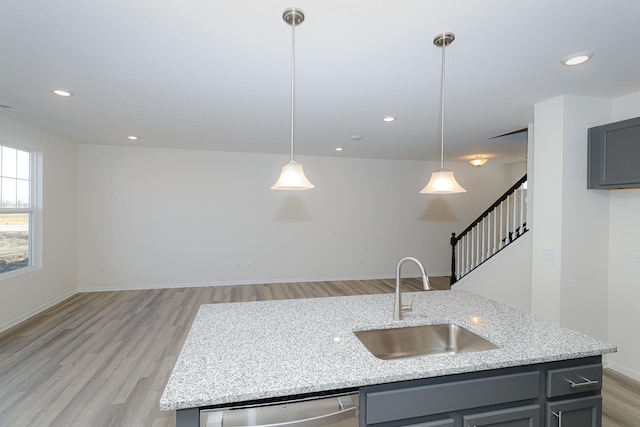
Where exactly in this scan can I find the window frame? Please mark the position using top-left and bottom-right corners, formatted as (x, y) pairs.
(0, 140), (40, 278)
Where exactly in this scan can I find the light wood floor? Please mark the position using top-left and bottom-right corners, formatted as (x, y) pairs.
(0, 277), (637, 426)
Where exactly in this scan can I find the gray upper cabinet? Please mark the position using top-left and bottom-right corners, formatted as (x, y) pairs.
(588, 116), (640, 189)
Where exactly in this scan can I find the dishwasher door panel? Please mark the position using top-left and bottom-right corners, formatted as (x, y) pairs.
(200, 394), (358, 427)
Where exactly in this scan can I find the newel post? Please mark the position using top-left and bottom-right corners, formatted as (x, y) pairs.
(450, 232), (458, 285)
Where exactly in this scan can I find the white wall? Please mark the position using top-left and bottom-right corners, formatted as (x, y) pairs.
(0, 115), (78, 332)
(77, 144), (514, 291)
(530, 97), (566, 324)
(607, 90), (640, 379)
(558, 96), (611, 340)
(455, 233), (532, 313)
(530, 95), (611, 341)
(509, 162), (527, 183)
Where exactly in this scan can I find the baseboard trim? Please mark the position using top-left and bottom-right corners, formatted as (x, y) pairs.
(78, 272), (449, 293)
(607, 360), (640, 382)
(0, 289), (78, 334)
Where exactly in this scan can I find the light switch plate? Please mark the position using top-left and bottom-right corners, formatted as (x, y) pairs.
(543, 248), (556, 261)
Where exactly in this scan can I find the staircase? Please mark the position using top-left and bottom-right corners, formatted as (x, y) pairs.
(450, 174), (528, 284)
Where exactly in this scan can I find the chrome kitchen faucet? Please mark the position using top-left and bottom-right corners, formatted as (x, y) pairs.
(394, 257), (430, 321)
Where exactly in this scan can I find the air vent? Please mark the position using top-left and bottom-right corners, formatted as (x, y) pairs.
(490, 128), (528, 140)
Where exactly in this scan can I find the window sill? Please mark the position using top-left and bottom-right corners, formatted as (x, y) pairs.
(0, 265), (40, 281)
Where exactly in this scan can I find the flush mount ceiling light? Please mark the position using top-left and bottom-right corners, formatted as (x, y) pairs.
(271, 8), (315, 191)
(561, 51), (594, 66)
(52, 89), (73, 97)
(469, 156), (488, 167)
(420, 32), (466, 194)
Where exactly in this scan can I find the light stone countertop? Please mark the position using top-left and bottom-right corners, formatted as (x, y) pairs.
(160, 290), (616, 411)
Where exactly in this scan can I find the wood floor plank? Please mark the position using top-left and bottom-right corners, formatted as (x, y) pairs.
(0, 277), (636, 426)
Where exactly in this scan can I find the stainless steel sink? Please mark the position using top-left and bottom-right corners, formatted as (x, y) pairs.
(354, 323), (499, 360)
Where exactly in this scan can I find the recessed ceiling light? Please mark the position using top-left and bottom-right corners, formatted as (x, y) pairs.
(52, 89), (73, 97)
(335, 147), (343, 151)
(561, 51), (594, 66)
(127, 136), (139, 140)
(382, 116), (396, 122)
(349, 134), (363, 141)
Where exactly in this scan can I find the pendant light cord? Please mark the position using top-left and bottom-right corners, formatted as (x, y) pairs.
(439, 34), (446, 170)
(289, 17), (296, 163)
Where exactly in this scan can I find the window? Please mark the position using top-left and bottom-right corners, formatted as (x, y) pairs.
(0, 144), (33, 274)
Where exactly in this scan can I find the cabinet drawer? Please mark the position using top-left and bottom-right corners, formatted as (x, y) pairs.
(546, 364), (602, 398)
(408, 419), (454, 427)
(463, 404), (540, 427)
(363, 371), (539, 425)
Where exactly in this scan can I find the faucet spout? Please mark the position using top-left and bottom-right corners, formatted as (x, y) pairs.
(394, 257), (430, 321)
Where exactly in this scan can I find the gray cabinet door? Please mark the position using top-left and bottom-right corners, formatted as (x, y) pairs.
(546, 396), (601, 427)
(462, 404), (540, 427)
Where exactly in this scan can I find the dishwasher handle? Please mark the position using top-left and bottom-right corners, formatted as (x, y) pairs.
(204, 396), (356, 427)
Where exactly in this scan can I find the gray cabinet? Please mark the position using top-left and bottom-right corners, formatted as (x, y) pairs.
(546, 363), (602, 398)
(463, 404), (540, 427)
(359, 357), (602, 427)
(545, 362), (602, 427)
(361, 371), (539, 425)
(408, 420), (455, 427)
(588, 116), (640, 189)
(546, 396), (601, 427)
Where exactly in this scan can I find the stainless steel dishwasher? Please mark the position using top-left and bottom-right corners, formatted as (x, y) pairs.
(199, 393), (358, 427)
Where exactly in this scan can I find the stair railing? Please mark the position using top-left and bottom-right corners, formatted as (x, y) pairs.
(450, 174), (528, 284)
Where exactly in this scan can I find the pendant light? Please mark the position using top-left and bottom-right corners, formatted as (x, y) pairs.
(271, 8), (315, 190)
(420, 32), (466, 194)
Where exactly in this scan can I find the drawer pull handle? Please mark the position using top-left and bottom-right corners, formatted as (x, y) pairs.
(567, 376), (599, 389)
(553, 410), (563, 427)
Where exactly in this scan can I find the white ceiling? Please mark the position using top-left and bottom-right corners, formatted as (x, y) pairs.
(1, 0), (639, 164)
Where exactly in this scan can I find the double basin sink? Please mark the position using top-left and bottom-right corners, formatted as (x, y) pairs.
(354, 323), (498, 360)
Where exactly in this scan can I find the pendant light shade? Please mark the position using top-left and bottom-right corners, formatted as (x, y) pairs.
(420, 169), (466, 193)
(420, 32), (466, 195)
(271, 161), (315, 190)
(272, 8), (315, 191)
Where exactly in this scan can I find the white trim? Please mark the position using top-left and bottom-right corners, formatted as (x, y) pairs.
(0, 289), (77, 334)
(78, 272), (448, 293)
(0, 265), (40, 281)
(607, 360), (640, 382)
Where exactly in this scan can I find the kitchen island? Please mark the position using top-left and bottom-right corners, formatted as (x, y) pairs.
(160, 290), (615, 426)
